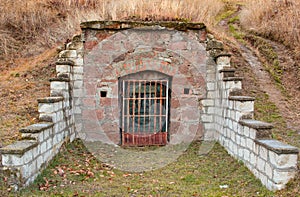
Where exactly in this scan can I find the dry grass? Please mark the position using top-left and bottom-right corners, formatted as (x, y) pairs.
(0, 0), (224, 59)
(240, 0), (300, 52)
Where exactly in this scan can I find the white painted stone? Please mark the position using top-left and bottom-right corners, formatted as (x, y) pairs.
(201, 114), (213, 122)
(246, 138), (254, 150)
(38, 103), (54, 113)
(254, 143), (260, 155)
(201, 99), (214, 106)
(73, 73), (84, 81)
(233, 143), (238, 155)
(266, 179), (285, 191)
(250, 153), (257, 166)
(238, 147), (244, 158)
(249, 128), (256, 139)
(230, 129), (236, 141)
(243, 126), (250, 137)
(257, 157), (266, 172)
(207, 82), (215, 91)
(207, 91), (216, 98)
(74, 80), (83, 89)
(56, 65), (70, 73)
(36, 155), (43, 169)
(265, 163), (273, 179)
(73, 58), (84, 66)
(236, 134), (241, 145)
(260, 173), (268, 187)
(240, 137), (246, 147)
(73, 66), (84, 73)
(51, 81), (67, 90)
(269, 151), (298, 169)
(40, 141), (47, 154)
(273, 169), (296, 184)
(259, 146), (268, 161)
(244, 149), (250, 162)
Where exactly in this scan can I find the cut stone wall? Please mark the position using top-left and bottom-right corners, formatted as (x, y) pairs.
(202, 42), (299, 190)
(0, 21), (298, 191)
(0, 35), (83, 189)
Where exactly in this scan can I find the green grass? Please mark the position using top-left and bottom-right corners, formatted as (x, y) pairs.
(12, 139), (274, 197)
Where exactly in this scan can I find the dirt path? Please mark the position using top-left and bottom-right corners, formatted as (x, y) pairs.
(218, 3), (300, 141)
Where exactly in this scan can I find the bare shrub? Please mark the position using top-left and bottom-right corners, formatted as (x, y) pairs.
(0, 0), (224, 59)
(240, 0), (300, 50)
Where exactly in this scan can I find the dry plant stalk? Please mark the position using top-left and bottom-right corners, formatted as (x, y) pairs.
(240, 0), (300, 52)
(0, 0), (224, 59)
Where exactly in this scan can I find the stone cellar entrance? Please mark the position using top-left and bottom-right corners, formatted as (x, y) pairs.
(1, 21), (298, 191)
(119, 71), (171, 146)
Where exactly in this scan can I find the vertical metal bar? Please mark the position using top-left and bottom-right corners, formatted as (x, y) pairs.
(160, 82), (163, 133)
(144, 80), (146, 134)
(148, 81), (151, 134)
(153, 81), (157, 133)
(122, 80), (125, 145)
(132, 81), (136, 144)
(138, 81), (141, 135)
(127, 81), (130, 143)
(165, 80), (169, 134)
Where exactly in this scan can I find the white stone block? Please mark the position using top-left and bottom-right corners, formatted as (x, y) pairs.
(2, 154), (23, 166)
(257, 157), (266, 172)
(246, 138), (254, 150)
(250, 153), (257, 166)
(40, 141), (47, 154)
(240, 137), (246, 147)
(36, 155), (44, 169)
(74, 80), (83, 89)
(73, 73), (83, 80)
(269, 151), (298, 169)
(235, 101), (254, 112)
(38, 103), (54, 113)
(259, 146), (268, 161)
(230, 130), (236, 141)
(260, 173), (268, 186)
(207, 82), (215, 91)
(46, 138), (53, 151)
(233, 143), (238, 155)
(266, 179), (285, 191)
(201, 114), (213, 122)
(51, 81), (67, 90)
(236, 134), (241, 145)
(201, 99), (214, 106)
(73, 66), (84, 73)
(243, 126), (250, 137)
(238, 147), (244, 158)
(273, 169), (296, 184)
(249, 128), (256, 139)
(265, 162), (273, 179)
(56, 64), (70, 73)
(244, 149), (250, 162)
(73, 58), (84, 66)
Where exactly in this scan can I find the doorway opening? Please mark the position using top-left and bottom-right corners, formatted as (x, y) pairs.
(119, 72), (171, 146)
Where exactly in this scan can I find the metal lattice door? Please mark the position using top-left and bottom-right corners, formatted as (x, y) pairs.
(121, 80), (169, 146)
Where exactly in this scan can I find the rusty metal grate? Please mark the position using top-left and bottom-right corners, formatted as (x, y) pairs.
(121, 80), (169, 145)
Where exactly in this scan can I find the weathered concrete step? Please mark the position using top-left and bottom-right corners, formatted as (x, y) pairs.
(219, 67), (236, 78)
(0, 140), (38, 155)
(37, 97), (64, 103)
(55, 60), (74, 66)
(255, 139), (299, 154)
(229, 96), (255, 102)
(20, 122), (54, 134)
(239, 119), (273, 139)
(239, 119), (273, 129)
(223, 77), (243, 82)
